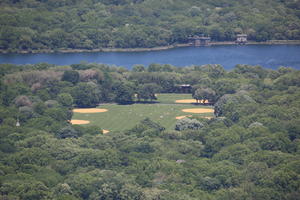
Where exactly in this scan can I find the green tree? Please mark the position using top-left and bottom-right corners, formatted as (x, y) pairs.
(132, 65), (146, 72)
(193, 88), (217, 104)
(71, 82), (101, 107)
(214, 91), (255, 117)
(113, 81), (135, 104)
(137, 83), (161, 101)
(62, 70), (80, 84)
(175, 117), (204, 131)
(57, 93), (73, 107)
(57, 126), (78, 139)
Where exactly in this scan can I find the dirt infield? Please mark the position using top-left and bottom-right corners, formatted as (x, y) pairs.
(73, 108), (108, 113)
(103, 129), (109, 134)
(182, 108), (214, 113)
(176, 115), (192, 119)
(175, 99), (209, 103)
(70, 120), (90, 125)
(202, 116), (213, 119)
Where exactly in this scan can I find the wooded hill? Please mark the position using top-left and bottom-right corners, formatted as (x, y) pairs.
(0, 0), (300, 52)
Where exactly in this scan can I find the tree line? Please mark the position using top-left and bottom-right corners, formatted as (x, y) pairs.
(0, 0), (300, 52)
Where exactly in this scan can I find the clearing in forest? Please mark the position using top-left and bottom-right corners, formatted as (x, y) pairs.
(72, 93), (214, 132)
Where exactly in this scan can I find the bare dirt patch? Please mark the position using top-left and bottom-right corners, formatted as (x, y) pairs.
(182, 108), (214, 114)
(70, 120), (90, 125)
(202, 116), (213, 119)
(175, 99), (209, 103)
(73, 108), (108, 113)
(175, 115), (192, 119)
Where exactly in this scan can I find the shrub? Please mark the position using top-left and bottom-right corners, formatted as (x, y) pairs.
(175, 118), (204, 131)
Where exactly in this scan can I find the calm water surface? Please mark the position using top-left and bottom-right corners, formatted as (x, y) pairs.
(0, 44), (300, 70)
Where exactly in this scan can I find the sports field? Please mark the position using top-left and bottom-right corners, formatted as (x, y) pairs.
(71, 93), (214, 132)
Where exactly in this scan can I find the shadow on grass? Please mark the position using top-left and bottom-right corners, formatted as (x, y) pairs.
(117, 101), (159, 105)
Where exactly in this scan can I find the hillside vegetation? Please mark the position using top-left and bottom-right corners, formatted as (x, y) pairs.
(0, 63), (300, 199)
(0, 0), (300, 52)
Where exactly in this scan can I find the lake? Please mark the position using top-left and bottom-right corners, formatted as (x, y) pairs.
(0, 44), (300, 70)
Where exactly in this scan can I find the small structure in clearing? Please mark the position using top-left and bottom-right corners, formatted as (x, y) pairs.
(188, 35), (211, 46)
(175, 84), (192, 93)
(236, 34), (247, 44)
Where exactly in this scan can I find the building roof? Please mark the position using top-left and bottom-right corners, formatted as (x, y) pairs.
(188, 35), (211, 40)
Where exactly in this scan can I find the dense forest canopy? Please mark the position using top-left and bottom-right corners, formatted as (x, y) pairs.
(0, 0), (300, 51)
(0, 62), (300, 199)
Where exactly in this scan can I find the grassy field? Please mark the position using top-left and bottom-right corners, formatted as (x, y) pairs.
(155, 93), (195, 104)
(72, 93), (214, 132)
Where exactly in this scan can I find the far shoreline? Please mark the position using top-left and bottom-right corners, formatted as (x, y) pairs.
(1, 40), (300, 54)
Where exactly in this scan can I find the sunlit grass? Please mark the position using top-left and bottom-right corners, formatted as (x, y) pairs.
(72, 94), (214, 132)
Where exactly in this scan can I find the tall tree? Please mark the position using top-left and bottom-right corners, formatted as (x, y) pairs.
(137, 83), (161, 101)
(62, 70), (80, 84)
(193, 88), (217, 104)
(71, 82), (101, 107)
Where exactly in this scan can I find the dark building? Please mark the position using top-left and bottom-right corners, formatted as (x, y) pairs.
(188, 35), (211, 46)
(175, 84), (192, 93)
(236, 34), (247, 44)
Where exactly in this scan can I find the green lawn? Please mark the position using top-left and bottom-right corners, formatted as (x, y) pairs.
(72, 93), (214, 132)
(155, 93), (195, 104)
